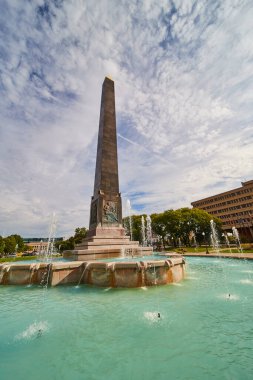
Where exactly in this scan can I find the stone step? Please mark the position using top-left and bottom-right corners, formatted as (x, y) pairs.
(76, 240), (139, 248)
(75, 243), (140, 250)
(80, 235), (131, 243)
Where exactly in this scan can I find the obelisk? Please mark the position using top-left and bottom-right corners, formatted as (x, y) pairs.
(88, 77), (123, 237)
(63, 77), (152, 260)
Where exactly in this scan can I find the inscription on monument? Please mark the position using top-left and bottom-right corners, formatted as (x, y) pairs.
(103, 201), (118, 223)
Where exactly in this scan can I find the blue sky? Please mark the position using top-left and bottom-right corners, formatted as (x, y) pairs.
(0, 0), (253, 237)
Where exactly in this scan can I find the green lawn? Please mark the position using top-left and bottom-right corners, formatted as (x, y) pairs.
(221, 249), (253, 254)
(0, 256), (37, 263)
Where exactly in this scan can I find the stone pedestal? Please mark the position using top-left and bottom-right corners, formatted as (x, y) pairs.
(63, 227), (152, 261)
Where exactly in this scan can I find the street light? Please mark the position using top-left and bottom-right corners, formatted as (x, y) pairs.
(202, 232), (209, 254)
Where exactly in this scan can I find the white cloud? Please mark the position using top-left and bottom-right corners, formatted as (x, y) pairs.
(0, 0), (253, 237)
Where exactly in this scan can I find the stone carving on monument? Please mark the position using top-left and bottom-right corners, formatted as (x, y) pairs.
(103, 201), (118, 223)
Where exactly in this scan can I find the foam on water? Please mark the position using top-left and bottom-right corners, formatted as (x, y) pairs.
(144, 311), (161, 323)
(15, 321), (49, 341)
(186, 276), (199, 280)
(240, 279), (253, 285)
(241, 270), (253, 274)
(103, 287), (112, 292)
(141, 286), (148, 291)
(218, 293), (240, 301)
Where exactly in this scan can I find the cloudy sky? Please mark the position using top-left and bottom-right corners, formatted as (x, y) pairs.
(1, 0), (253, 238)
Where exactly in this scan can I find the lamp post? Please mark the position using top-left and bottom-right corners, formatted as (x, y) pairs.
(202, 232), (209, 254)
(194, 224), (199, 248)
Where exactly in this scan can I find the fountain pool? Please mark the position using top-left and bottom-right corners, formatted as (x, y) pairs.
(1, 256), (253, 380)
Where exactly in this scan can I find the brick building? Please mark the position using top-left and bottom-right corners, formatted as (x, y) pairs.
(191, 180), (253, 241)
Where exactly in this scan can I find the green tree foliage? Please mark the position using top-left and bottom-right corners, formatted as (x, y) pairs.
(175, 208), (221, 246)
(55, 237), (75, 252)
(0, 236), (5, 256)
(9, 234), (24, 252)
(123, 214), (147, 243)
(73, 227), (87, 244)
(3, 236), (17, 254)
(150, 213), (168, 248)
(0, 234), (25, 256)
(55, 227), (87, 252)
(124, 207), (222, 248)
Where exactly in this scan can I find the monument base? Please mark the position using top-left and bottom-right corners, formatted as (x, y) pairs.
(63, 227), (153, 261)
(63, 246), (153, 261)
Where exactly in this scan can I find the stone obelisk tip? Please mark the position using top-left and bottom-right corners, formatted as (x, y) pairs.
(105, 75), (113, 82)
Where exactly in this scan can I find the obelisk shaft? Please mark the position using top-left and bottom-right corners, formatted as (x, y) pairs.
(89, 77), (122, 232)
(93, 77), (119, 197)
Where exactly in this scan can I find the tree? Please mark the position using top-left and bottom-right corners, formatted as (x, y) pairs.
(55, 237), (75, 252)
(123, 214), (147, 243)
(55, 227), (87, 252)
(9, 234), (24, 252)
(3, 236), (16, 255)
(176, 208), (198, 246)
(73, 227), (87, 244)
(151, 213), (167, 248)
(131, 207), (222, 248)
(161, 209), (181, 246)
(0, 236), (5, 256)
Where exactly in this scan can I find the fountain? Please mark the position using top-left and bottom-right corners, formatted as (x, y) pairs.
(232, 226), (243, 254)
(0, 77), (184, 288)
(210, 220), (220, 254)
(223, 233), (233, 254)
(1, 81), (253, 379)
(1, 256), (253, 380)
(210, 219), (233, 297)
(146, 215), (152, 246)
(27, 263), (40, 287)
(192, 232), (197, 247)
(0, 265), (10, 284)
(141, 215), (146, 246)
(45, 212), (57, 259)
(126, 199), (133, 241)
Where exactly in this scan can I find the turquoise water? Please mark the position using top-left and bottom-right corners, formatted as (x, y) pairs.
(1, 257), (253, 380)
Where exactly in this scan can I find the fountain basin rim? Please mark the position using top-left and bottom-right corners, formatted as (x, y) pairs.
(0, 256), (186, 269)
(0, 257), (185, 287)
